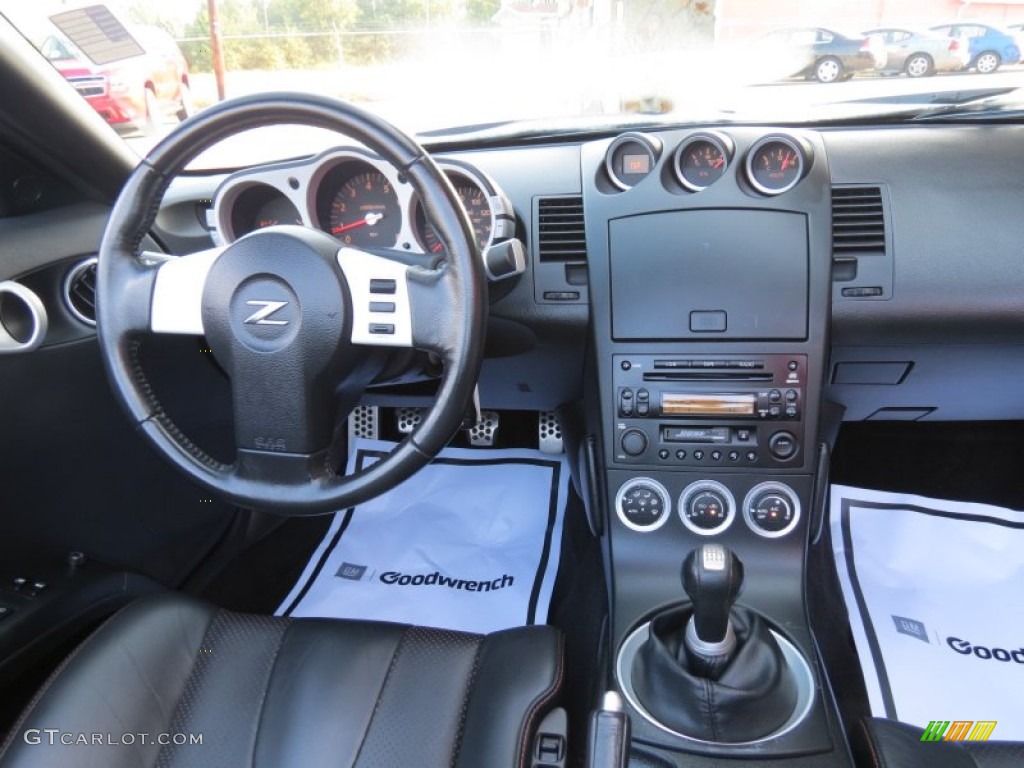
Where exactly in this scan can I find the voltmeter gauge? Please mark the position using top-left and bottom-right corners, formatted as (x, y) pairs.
(745, 136), (809, 195)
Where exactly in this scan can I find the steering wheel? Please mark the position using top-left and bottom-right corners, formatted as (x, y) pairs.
(96, 93), (487, 515)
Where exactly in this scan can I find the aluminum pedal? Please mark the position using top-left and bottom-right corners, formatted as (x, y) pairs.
(538, 411), (563, 454)
(466, 410), (500, 447)
(396, 407), (423, 435)
(348, 405), (379, 441)
(348, 406), (379, 456)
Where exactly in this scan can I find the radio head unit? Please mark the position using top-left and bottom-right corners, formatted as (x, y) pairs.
(612, 354), (806, 468)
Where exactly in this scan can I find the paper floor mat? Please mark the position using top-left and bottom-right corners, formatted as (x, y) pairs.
(277, 439), (568, 634)
(831, 484), (1024, 739)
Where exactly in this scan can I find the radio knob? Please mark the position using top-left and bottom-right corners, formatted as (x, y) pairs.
(768, 431), (798, 461)
(621, 429), (648, 457)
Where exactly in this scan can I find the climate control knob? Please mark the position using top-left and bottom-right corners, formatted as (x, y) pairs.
(615, 478), (671, 532)
(678, 480), (736, 536)
(621, 429), (648, 457)
(742, 482), (801, 538)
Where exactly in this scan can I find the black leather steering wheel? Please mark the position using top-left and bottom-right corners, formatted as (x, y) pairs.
(96, 93), (487, 515)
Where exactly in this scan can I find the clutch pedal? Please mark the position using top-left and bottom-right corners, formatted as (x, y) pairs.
(348, 405), (379, 455)
(538, 411), (563, 454)
(348, 405), (379, 441)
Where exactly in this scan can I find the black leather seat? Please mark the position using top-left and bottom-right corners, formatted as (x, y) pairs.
(854, 717), (1024, 768)
(0, 593), (563, 768)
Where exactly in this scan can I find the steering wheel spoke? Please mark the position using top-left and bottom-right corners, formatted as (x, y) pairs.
(337, 246), (415, 348)
(150, 245), (226, 335)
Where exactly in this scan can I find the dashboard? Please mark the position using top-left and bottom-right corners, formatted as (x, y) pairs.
(5, 121), (1024, 424)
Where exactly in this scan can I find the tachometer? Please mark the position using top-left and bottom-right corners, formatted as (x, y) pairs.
(745, 136), (809, 196)
(326, 170), (400, 247)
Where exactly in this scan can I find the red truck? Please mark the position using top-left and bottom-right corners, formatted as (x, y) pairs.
(41, 25), (192, 136)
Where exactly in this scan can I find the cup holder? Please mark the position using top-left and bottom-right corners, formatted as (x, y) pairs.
(0, 281), (48, 353)
(615, 617), (815, 746)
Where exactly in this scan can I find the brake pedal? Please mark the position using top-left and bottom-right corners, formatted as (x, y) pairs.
(466, 411), (500, 447)
(538, 411), (563, 454)
(396, 407), (423, 435)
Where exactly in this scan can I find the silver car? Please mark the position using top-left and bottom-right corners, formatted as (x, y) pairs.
(863, 27), (970, 77)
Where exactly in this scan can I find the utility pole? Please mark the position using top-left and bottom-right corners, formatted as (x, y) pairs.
(208, 0), (226, 101)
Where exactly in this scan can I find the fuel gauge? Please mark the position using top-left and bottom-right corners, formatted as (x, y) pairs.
(673, 133), (733, 192)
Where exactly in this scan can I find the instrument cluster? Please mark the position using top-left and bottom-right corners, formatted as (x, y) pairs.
(211, 148), (516, 260)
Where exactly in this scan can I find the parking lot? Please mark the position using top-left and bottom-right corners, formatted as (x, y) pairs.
(124, 61), (1024, 160)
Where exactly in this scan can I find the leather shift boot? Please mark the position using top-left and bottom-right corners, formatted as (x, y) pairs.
(631, 605), (798, 743)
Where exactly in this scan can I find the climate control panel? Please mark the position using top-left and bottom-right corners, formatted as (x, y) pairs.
(613, 477), (802, 538)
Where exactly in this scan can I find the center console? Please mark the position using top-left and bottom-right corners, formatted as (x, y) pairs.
(581, 127), (848, 763)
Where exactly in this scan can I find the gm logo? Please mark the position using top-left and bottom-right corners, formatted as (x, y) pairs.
(921, 720), (997, 742)
(892, 615), (929, 643)
(244, 300), (289, 326)
(336, 562), (367, 581)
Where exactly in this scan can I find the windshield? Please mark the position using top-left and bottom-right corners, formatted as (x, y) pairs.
(4, 0), (1024, 164)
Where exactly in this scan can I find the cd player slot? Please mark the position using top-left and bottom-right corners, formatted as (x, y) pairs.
(642, 372), (774, 383)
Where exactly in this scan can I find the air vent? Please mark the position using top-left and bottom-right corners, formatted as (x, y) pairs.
(536, 196), (587, 262)
(64, 256), (98, 326)
(832, 186), (885, 256)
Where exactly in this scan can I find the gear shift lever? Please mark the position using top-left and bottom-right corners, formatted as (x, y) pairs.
(682, 543), (744, 678)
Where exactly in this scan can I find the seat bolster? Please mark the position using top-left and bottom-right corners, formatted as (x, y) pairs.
(0, 594), (215, 768)
(456, 625), (564, 768)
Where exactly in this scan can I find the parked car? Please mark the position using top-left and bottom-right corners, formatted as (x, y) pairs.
(758, 27), (887, 83)
(928, 22), (1022, 73)
(862, 27), (969, 77)
(40, 26), (192, 134)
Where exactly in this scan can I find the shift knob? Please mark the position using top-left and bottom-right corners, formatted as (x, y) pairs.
(680, 544), (744, 678)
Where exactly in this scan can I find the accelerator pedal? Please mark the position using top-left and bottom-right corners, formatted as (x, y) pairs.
(538, 411), (563, 454)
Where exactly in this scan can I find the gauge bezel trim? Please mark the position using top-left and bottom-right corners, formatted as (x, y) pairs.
(672, 132), (734, 192)
(744, 134), (809, 196)
(605, 132), (661, 192)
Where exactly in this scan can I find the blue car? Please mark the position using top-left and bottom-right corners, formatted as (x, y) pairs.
(929, 22), (1022, 73)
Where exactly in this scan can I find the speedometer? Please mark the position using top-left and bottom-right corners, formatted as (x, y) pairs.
(326, 170), (401, 247)
(414, 176), (495, 255)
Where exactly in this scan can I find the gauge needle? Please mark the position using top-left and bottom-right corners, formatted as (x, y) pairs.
(332, 212), (384, 235)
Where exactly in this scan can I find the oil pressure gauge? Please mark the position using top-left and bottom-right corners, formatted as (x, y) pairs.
(673, 132), (733, 192)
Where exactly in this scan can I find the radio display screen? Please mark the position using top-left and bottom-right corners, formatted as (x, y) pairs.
(661, 393), (756, 416)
